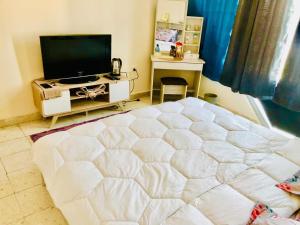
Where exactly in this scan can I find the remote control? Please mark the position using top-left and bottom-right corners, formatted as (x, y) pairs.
(40, 83), (52, 89)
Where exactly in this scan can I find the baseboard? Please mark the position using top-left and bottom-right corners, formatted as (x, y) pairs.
(130, 91), (150, 100)
(0, 112), (42, 128)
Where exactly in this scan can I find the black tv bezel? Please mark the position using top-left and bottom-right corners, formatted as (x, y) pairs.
(40, 34), (112, 81)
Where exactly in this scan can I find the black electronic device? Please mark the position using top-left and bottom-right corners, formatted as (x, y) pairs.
(40, 83), (53, 89)
(40, 35), (111, 84)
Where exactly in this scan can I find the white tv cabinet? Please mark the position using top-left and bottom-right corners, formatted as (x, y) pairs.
(32, 75), (130, 127)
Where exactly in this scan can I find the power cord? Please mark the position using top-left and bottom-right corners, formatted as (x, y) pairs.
(75, 84), (108, 100)
(130, 68), (139, 94)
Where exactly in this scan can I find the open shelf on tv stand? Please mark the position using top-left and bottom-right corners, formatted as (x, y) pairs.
(32, 75), (131, 128)
(58, 75), (101, 84)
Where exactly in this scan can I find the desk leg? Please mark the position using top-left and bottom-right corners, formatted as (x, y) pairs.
(150, 66), (154, 104)
(194, 71), (202, 98)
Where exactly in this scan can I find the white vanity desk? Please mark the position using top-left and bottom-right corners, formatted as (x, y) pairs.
(150, 55), (205, 103)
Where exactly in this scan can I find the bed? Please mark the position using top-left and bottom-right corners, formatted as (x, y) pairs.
(32, 97), (300, 225)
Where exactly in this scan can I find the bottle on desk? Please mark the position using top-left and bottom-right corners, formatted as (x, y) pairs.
(154, 44), (161, 56)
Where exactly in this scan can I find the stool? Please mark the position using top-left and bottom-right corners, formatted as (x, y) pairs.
(160, 77), (188, 103)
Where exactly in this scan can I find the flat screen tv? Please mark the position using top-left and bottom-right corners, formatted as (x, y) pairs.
(40, 35), (111, 83)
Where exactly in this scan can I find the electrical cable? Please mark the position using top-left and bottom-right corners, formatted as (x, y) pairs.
(130, 68), (140, 94)
(75, 69), (138, 99)
(75, 84), (107, 100)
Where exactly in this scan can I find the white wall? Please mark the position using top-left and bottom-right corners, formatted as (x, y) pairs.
(0, 0), (70, 120)
(0, 0), (156, 120)
(152, 70), (259, 122)
(199, 77), (259, 122)
(0, 0), (258, 123)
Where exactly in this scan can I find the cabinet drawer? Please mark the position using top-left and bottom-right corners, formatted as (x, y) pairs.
(109, 81), (129, 103)
(42, 90), (71, 116)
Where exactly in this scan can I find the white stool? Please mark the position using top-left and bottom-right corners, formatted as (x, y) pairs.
(160, 77), (188, 103)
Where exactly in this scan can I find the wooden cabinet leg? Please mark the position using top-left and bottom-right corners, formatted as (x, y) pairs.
(160, 85), (165, 103)
(183, 85), (188, 99)
(50, 116), (58, 128)
(194, 71), (202, 98)
(150, 66), (155, 104)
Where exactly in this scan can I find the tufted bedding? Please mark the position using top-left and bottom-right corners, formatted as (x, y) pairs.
(32, 97), (300, 225)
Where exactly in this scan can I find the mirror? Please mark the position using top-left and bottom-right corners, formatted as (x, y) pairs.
(154, 0), (187, 53)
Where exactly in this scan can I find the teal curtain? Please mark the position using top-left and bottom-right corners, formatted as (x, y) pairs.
(188, 0), (239, 81)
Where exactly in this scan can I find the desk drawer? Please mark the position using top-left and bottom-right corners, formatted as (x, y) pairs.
(153, 61), (203, 71)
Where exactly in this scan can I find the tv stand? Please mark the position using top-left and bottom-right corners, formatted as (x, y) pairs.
(32, 75), (130, 128)
(59, 75), (100, 84)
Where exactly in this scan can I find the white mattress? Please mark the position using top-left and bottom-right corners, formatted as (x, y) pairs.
(33, 98), (300, 225)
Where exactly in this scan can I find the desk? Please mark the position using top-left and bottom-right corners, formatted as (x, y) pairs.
(150, 55), (205, 103)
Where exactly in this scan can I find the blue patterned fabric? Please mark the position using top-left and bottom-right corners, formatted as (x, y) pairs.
(188, 0), (239, 81)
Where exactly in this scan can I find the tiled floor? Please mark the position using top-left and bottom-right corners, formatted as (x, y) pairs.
(0, 98), (151, 225)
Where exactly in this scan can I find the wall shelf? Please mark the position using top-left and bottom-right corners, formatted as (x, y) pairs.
(183, 16), (203, 54)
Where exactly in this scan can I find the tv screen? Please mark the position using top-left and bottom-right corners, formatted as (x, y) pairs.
(40, 35), (111, 80)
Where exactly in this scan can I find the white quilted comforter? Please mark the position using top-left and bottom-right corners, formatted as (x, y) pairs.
(33, 98), (300, 225)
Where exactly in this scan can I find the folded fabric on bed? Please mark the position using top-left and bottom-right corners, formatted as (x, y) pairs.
(247, 203), (300, 225)
(32, 97), (300, 225)
(276, 170), (300, 195)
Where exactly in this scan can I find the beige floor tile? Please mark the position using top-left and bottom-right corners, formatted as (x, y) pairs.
(124, 99), (151, 110)
(71, 108), (118, 123)
(20, 117), (75, 136)
(24, 207), (68, 225)
(69, 111), (99, 123)
(0, 195), (23, 225)
(8, 165), (43, 192)
(72, 109), (114, 123)
(0, 161), (6, 177)
(8, 219), (28, 225)
(52, 116), (76, 129)
(0, 126), (24, 142)
(0, 173), (14, 199)
(2, 151), (33, 173)
(15, 185), (54, 216)
(19, 120), (50, 137)
(0, 137), (31, 158)
(27, 136), (34, 144)
(0, 177), (14, 200)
